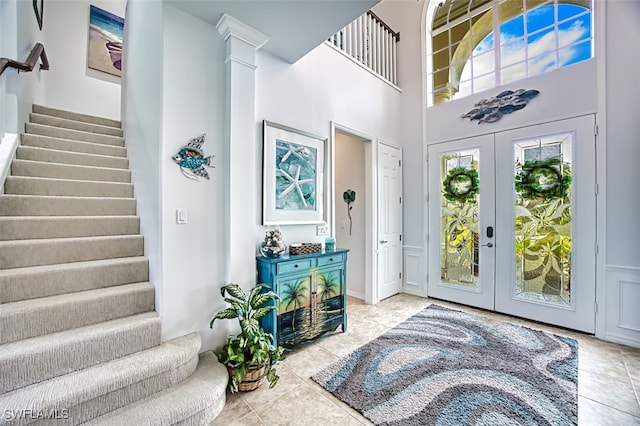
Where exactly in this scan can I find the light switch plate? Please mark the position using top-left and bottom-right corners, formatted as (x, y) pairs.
(176, 209), (187, 224)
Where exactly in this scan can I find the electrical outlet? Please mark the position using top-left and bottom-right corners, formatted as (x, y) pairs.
(316, 225), (329, 236)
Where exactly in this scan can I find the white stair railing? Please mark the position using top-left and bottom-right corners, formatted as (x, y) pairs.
(327, 11), (400, 86)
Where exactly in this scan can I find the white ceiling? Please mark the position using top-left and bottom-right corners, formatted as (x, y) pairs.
(164, 0), (381, 63)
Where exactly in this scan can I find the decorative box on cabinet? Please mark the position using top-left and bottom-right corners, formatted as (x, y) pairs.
(256, 249), (349, 348)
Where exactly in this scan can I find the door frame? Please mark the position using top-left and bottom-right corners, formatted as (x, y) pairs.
(330, 122), (378, 304)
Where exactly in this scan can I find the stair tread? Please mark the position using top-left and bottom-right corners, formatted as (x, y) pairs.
(1, 194), (136, 201)
(21, 134), (127, 157)
(12, 158), (131, 174)
(33, 104), (121, 128)
(83, 352), (227, 426)
(26, 123), (124, 143)
(0, 234), (142, 247)
(1, 312), (160, 357)
(5, 175), (134, 186)
(17, 145), (129, 167)
(0, 282), (153, 315)
(0, 333), (201, 411)
(0, 256), (147, 277)
(30, 113), (124, 136)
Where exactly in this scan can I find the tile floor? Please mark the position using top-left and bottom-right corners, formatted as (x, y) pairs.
(210, 294), (640, 425)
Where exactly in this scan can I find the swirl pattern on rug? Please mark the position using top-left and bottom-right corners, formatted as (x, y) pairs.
(312, 305), (578, 425)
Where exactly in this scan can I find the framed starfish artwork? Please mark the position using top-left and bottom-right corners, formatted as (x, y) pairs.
(263, 120), (327, 225)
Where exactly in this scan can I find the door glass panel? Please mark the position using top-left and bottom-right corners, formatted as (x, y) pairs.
(440, 149), (480, 288)
(514, 133), (572, 307)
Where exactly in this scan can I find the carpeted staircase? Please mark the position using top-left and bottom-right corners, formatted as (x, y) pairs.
(0, 105), (227, 425)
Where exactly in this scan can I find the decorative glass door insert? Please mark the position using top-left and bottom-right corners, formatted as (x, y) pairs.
(513, 133), (573, 307)
(440, 149), (480, 287)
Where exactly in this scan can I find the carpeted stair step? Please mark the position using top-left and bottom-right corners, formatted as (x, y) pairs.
(4, 176), (134, 198)
(0, 282), (155, 344)
(21, 134), (127, 158)
(0, 257), (149, 303)
(11, 159), (131, 183)
(29, 113), (123, 137)
(0, 234), (144, 269)
(0, 195), (136, 216)
(16, 145), (128, 169)
(0, 333), (200, 426)
(33, 104), (121, 129)
(26, 123), (125, 147)
(0, 312), (161, 393)
(0, 215), (140, 241)
(83, 351), (228, 426)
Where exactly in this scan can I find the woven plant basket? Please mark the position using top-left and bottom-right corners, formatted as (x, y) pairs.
(228, 364), (266, 392)
(289, 243), (322, 256)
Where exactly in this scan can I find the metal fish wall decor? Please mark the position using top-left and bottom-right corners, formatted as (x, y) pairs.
(462, 89), (540, 124)
(172, 134), (215, 181)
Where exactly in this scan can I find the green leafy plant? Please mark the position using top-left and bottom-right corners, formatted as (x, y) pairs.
(210, 283), (285, 393)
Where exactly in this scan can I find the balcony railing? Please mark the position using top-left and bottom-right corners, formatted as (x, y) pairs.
(327, 11), (400, 86)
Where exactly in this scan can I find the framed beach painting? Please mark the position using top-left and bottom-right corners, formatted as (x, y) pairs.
(263, 121), (327, 225)
(87, 5), (124, 77)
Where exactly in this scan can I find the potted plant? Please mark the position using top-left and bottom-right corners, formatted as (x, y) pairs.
(210, 283), (285, 393)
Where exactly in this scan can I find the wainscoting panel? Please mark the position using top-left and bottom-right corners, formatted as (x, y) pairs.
(403, 246), (425, 297)
(605, 265), (640, 348)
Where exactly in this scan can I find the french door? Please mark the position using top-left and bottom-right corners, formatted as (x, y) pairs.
(428, 116), (596, 333)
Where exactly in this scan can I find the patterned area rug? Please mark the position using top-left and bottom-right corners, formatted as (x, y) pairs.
(312, 304), (578, 425)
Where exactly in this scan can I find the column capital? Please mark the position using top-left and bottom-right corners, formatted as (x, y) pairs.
(216, 14), (269, 50)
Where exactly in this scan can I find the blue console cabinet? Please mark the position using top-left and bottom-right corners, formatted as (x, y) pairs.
(256, 249), (349, 348)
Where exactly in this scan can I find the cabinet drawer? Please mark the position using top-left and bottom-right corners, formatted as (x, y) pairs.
(277, 258), (313, 274)
(317, 253), (344, 267)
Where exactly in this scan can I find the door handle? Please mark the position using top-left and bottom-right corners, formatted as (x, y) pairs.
(379, 240), (388, 244)
(481, 242), (494, 248)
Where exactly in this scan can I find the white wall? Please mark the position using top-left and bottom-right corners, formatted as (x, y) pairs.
(159, 5), (227, 350)
(122, 0), (164, 339)
(256, 43), (402, 248)
(41, 0), (125, 120)
(335, 131), (367, 299)
(601, 0), (640, 347)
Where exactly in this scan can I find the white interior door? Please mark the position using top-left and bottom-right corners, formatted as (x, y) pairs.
(378, 142), (403, 300)
(427, 116), (596, 333)
(494, 115), (596, 333)
(427, 135), (495, 310)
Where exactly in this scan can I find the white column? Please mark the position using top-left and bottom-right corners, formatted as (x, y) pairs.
(216, 14), (269, 287)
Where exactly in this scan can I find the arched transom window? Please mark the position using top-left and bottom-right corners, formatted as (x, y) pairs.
(428, 0), (593, 106)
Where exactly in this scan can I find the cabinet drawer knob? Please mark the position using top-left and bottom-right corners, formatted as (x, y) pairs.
(329, 258), (333, 261)
(294, 264), (299, 268)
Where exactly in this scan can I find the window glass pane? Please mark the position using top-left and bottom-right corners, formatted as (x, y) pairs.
(514, 134), (573, 307)
(528, 51), (556, 76)
(451, 21), (471, 45)
(527, 30), (556, 59)
(433, 48), (450, 72)
(501, 62), (526, 85)
(499, 14), (524, 46)
(433, 67), (450, 90)
(558, 3), (590, 22)
(440, 149), (480, 288)
(473, 31), (494, 55)
(456, 79), (473, 98)
(501, 39), (526, 67)
(473, 72), (495, 93)
(526, 4), (554, 34)
(558, 39), (592, 67)
(472, 50), (495, 74)
(451, 39), (472, 63)
(558, 15), (591, 48)
(432, 31), (449, 54)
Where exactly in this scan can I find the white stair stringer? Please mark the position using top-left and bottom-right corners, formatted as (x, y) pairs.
(0, 105), (228, 425)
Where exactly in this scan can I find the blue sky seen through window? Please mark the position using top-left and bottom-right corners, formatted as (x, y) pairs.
(456, 4), (592, 98)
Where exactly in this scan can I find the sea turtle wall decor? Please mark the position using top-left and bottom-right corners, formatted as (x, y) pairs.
(172, 134), (215, 181)
(462, 89), (540, 124)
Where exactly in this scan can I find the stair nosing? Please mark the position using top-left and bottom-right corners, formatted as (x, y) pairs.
(33, 104), (121, 128)
(5, 175), (134, 187)
(21, 134), (128, 156)
(11, 158), (132, 174)
(0, 234), (143, 247)
(0, 256), (148, 277)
